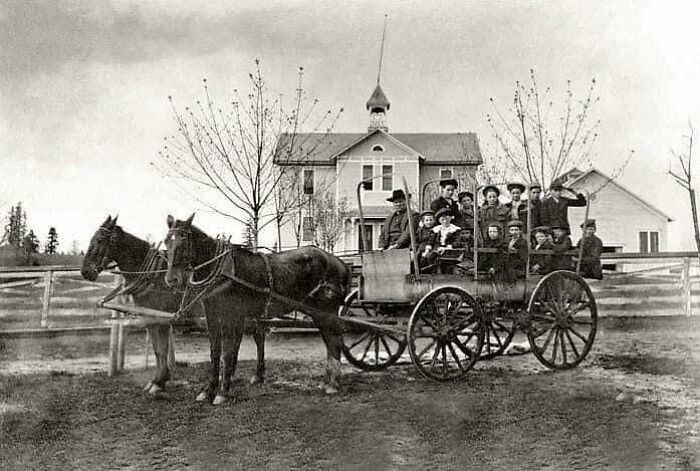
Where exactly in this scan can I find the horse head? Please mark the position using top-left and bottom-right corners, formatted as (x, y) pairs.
(164, 213), (196, 289)
(81, 215), (121, 281)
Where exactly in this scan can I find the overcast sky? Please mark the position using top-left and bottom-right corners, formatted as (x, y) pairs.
(2, 0), (700, 250)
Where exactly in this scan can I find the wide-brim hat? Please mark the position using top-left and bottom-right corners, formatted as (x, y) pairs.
(550, 223), (566, 230)
(507, 220), (524, 229)
(439, 178), (458, 188)
(507, 182), (526, 193)
(387, 189), (408, 202)
(532, 225), (550, 234)
(457, 191), (474, 201)
(528, 182), (542, 191)
(420, 210), (435, 218)
(435, 208), (453, 220)
(580, 218), (597, 228)
(482, 185), (500, 197)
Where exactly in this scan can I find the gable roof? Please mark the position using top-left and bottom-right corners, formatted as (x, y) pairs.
(565, 167), (673, 222)
(274, 130), (482, 165)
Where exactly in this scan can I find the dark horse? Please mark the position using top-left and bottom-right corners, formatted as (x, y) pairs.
(81, 215), (268, 394)
(163, 214), (351, 405)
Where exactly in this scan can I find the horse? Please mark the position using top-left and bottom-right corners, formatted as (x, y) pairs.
(81, 215), (268, 395)
(163, 214), (351, 405)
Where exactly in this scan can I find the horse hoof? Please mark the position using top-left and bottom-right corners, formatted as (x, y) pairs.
(195, 391), (209, 403)
(148, 384), (163, 395)
(324, 385), (339, 395)
(143, 381), (153, 392)
(212, 394), (227, 405)
(249, 375), (263, 386)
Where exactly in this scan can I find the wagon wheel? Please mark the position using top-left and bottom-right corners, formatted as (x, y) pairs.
(526, 271), (597, 370)
(480, 307), (516, 360)
(407, 286), (484, 382)
(339, 289), (407, 371)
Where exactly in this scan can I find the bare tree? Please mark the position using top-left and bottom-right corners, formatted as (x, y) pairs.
(154, 60), (341, 248)
(486, 69), (631, 191)
(669, 122), (700, 262)
(308, 189), (351, 253)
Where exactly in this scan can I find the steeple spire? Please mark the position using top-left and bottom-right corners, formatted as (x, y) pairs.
(367, 14), (390, 132)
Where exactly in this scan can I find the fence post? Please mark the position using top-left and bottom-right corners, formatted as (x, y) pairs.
(40, 269), (54, 328)
(108, 275), (122, 376)
(681, 258), (692, 317)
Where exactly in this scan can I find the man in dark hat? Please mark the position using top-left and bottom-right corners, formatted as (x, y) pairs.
(479, 185), (509, 241)
(429, 178), (459, 217)
(378, 189), (419, 250)
(575, 219), (603, 279)
(505, 182), (527, 227)
(527, 183), (543, 230)
(540, 181), (587, 235)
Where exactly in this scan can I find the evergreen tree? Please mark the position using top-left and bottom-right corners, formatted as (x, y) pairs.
(45, 227), (59, 254)
(2, 202), (27, 247)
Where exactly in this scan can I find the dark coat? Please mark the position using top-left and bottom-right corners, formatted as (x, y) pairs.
(478, 237), (506, 274)
(551, 235), (573, 271)
(529, 199), (543, 229)
(531, 239), (554, 275)
(378, 210), (419, 250)
(478, 203), (510, 240)
(454, 208), (475, 232)
(416, 226), (435, 254)
(540, 193), (587, 234)
(576, 235), (603, 279)
(431, 224), (462, 248)
(505, 236), (529, 279)
(430, 197), (460, 218)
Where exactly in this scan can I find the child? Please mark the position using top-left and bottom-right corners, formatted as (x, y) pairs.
(478, 223), (506, 277)
(576, 219), (603, 279)
(530, 226), (553, 275)
(416, 211), (438, 270)
(479, 185), (509, 242)
(505, 220), (528, 279)
(551, 224), (573, 271)
(432, 208), (462, 274)
(454, 191), (475, 232)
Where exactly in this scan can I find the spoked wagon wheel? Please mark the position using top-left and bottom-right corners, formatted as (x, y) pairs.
(407, 286), (484, 382)
(527, 271), (597, 370)
(480, 309), (516, 360)
(339, 289), (407, 371)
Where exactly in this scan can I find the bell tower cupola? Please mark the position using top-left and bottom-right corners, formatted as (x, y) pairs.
(367, 15), (390, 133)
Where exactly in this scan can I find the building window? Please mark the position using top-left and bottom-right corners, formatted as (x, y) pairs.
(362, 165), (373, 190)
(382, 165), (393, 191)
(440, 168), (453, 179)
(372, 145), (384, 152)
(302, 217), (313, 242)
(639, 231), (659, 253)
(303, 169), (314, 195)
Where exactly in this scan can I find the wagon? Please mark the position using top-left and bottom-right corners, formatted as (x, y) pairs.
(339, 176), (598, 382)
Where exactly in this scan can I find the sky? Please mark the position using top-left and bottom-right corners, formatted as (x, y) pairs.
(2, 0), (700, 251)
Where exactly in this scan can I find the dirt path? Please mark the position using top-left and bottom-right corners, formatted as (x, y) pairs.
(1, 318), (700, 470)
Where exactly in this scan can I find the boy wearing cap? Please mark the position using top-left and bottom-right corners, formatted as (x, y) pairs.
(540, 182), (587, 235)
(551, 224), (573, 271)
(505, 220), (528, 279)
(478, 222), (506, 277)
(416, 211), (438, 270)
(528, 183), (543, 230)
(576, 219), (603, 279)
(479, 185), (509, 242)
(530, 226), (553, 275)
(378, 189), (419, 250)
(430, 178), (460, 217)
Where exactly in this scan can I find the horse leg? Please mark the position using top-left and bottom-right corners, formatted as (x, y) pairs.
(214, 315), (244, 405)
(197, 314), (221, 403)
(145, 324), (171, 395)
(315, 315), (343, 395)
(249, 319), (266, 385)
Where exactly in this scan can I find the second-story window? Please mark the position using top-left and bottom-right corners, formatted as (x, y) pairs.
(362, 165), (373, 190)
(382, 165), (393, 191)
(303, 169), (314, 195)
(440, 168), (453, 179)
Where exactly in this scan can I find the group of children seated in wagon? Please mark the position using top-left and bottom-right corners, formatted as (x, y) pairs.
(411, 178), (604, 280)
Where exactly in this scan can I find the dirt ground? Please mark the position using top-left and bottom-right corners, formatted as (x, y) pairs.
(2, 317), (700, 470)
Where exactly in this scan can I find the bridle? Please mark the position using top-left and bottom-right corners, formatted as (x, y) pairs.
(93, 227), (120, 273)
(165, 227), (195, 272)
